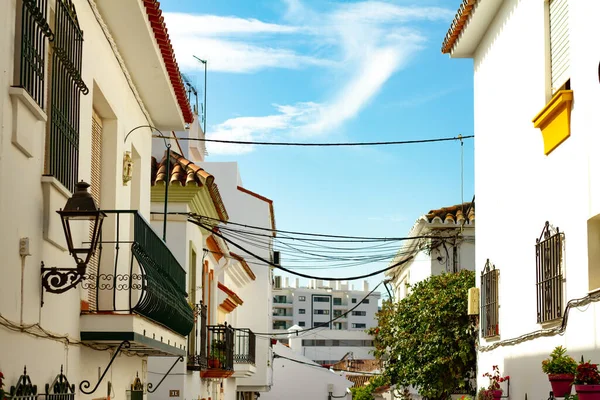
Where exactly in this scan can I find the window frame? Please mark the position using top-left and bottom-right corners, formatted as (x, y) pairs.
(536, 221), (565, 324)
(480, 259), (499, 338)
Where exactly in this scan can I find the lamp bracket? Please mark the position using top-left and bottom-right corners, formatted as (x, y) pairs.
(41, 261), (86, 295)
(147, 356), (184, 393)
(80, 341), (131, 395)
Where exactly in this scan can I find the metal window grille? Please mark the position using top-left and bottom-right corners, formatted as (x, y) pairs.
(18, 0), (54, 108)
(207, 324), (234, 371)
(234, 329), (256, 365)
(536, 221), (564, 323)
(188, 302), (208, 371)
(46, 0), (88, 193)
(480, 259), (499, 338)
(8, 366), (74, 400)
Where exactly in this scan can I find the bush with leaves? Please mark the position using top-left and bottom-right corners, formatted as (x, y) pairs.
(350, 375), (390, 400)
(370, 270), (477, 400)
(542, 346), (578, 375)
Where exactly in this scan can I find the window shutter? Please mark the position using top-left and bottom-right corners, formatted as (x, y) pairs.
(549, 0), (570, 92)
(87, 109), (103, 307)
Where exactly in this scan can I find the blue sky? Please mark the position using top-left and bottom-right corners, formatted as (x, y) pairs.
(160, 0), (474, 298)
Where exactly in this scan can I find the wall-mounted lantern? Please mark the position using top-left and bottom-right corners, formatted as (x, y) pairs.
(123, 151), (133, 186)
(41, 181), (106, 294)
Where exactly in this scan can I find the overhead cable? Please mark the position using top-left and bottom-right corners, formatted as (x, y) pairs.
(152, 134), (473, 147)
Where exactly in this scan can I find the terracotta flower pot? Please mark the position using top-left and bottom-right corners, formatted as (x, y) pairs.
(575, 384), (600, 400)
(549, 374), (574, 397)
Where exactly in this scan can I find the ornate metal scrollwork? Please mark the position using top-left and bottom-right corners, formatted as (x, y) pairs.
(10, 366), (37, 398)
(41, 262), (86, 294)
(81, 273), (144, 291)
(79, 341), (131, 395)
(45, 365), (75, 397)
(147, 356), (184, 393)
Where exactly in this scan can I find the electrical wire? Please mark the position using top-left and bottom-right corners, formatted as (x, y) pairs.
(152, 134), (473, 147)
(272, 353), (329, 370)
(191, 218), (414, 281)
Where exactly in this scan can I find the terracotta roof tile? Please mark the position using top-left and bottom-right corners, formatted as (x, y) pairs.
(425, 201), (474, 225)
(151, 151), (229, 221)
(142, 0), (193, 123)
(346, 375), (373, 388)
(332, 359), (381, 372)
(441, 0), (480, 54)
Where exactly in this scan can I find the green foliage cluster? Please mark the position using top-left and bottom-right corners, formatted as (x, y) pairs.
(370, 270), (477, 400)
(350, 375), (389, 400)
(541, 346), (578, 375)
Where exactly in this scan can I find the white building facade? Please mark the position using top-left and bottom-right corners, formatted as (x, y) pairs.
(273, 278), (380, 364)
(386, 203), (475, 302)
(444, 0), (600, 397)
(0, 0), (194, 398)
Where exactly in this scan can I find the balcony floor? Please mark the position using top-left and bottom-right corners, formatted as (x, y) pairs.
(80, 313), (186, 356)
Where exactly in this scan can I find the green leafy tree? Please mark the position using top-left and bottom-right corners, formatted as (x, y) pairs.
(369, 270), (477, 400)
(350, 375), (389, 400)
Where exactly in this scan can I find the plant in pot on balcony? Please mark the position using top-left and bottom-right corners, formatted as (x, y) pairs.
(482, 365), (509, 400)
(542, 346), (578, 397)
(0, 371), (6, 400)
(574, 359), (600, 400)
(208, 340), (226, 369)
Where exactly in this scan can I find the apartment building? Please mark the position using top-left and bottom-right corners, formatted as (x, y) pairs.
(273, 277), (380, 364)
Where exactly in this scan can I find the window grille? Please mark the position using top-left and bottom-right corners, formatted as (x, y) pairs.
(18, 0), (54, 108)
(536, 221), (564, 323)
(480, 259), (499, 338)
(46, 0), (88, 193)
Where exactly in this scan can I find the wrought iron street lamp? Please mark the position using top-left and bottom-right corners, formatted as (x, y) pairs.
(41, 181), (105, 294)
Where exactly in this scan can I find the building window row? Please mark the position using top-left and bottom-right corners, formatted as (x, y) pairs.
(301, 339), (374, 347)
(313, 296), (330, 302)
(314, 309), (329, 315)
(351, 311), (366, 316)
(352, 323), (366, 329)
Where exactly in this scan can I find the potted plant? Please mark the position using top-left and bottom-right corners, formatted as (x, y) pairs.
(542, 346), (577, 397)
(574, 359), (600, 400)
(482, 365), (510, 400)
(0, 371), (6, 400)
(208, 340), (226, 369)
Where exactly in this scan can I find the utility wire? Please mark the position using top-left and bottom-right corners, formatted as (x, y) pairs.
(191, 218), (413, 281)
(152, 134), (473, 147)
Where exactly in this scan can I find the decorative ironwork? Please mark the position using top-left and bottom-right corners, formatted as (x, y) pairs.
(9, 366), (37, 400)
(79, 341), (130, 395)
(81, 273), (144, 291)
(147, 356), (184, 393)
(481, 259), (499, 338)
(206, 324), (235, 371)
(188, 302), (208, 371)
(234, 329), (256, 365)
(41, 262), (86, 294)
(536, 221), (564, 323)
(46, 0), (88, 193)
(44, 365), (75, 399)
(19, 0), (54, 108)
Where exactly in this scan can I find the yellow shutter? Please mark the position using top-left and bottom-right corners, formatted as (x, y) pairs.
(88, 109), (103, 307)
(549, 0), (570, 93)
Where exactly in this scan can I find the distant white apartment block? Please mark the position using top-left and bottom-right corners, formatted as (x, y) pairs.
(272, 277), (380, 365)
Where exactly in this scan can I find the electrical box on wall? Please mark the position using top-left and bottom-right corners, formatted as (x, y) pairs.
(467, 287), (479, 315)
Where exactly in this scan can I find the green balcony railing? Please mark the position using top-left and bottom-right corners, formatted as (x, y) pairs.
(82, 211), (193, 337)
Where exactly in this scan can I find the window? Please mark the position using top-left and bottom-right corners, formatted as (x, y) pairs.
(314, 309), (329, 315)
(351, 298), (357, 304)
(313, 322), (329, 328)
(333, 297), (342, 305)
(273, 321), (287, 330)
(274, 295), (287, 303)
(363, 299), (370, 304)
(351, 311), (366, 316)
(481, 259), (499, 338)
(334, 322), (343, 330)
(45, 0), (89, 193)
(536, 221), (564, 323)
(16, 0), (53, 108)
(298, 296), (306, 301)
(313, 296), (330, 302)
(333, 310), (342, 318)
(298, 309), (306, 314)
(548, 0), (570, 95)
(298, 321), (305, 327)
(352, 323), (366, 329)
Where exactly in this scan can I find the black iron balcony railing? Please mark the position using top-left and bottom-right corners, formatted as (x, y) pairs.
(81, 211), (193, 337)
(188, 303), (208, 371)
(234, 328), (256, 365)
(206, 324), (234, 371)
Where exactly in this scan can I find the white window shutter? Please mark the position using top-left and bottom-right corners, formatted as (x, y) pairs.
(549, 0), (570, 92)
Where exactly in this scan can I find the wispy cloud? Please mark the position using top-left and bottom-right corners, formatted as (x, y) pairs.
(166, 1), (454, 154)
(385, 87), (457, 108)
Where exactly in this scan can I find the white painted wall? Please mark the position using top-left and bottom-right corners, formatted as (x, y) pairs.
(0, 0), (184, 398)
(451, 0), (600, 398)
(262, 343), (352, 400)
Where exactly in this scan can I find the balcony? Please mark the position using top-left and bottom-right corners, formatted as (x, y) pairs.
(201, 324), (235, 379)
(79, 211), (193, 356)
(187, 303), (208, 371)
(233, 328), (257, 378)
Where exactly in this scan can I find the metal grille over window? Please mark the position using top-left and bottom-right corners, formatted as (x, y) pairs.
(18, 0), (54, 108)
(549, 0), (570, 93)
(46, 0), (89, 193)
(480, 259), (499, 338)
(536, 221), (564, 324)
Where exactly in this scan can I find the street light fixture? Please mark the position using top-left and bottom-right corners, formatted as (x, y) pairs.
(193, 55), (207, 135)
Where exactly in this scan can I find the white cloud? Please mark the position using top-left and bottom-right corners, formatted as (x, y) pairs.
(167, 1), (455, 154)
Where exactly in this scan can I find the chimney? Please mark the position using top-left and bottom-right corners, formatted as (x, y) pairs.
(285, 277), (289, 288)
(363, 280), (369, 292)
(295, 278), (299, 288)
